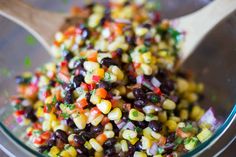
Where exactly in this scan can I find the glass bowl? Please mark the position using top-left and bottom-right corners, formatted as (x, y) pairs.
(0, 0), (235, 156)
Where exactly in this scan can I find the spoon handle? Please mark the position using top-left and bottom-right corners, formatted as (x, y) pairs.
(0, 0), (66, 51)
(177, 0), (236, 62)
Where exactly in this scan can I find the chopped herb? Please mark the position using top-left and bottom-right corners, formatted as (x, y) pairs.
(156, 147), (164, 154)
(46, 104), (52, 112)
(24, 56), (31, 68)
(14, 104), (23, 110)
(43, 150), (49, 157)
(174, 137), (183, 145)
(25, 35), (37, 46)
(132, 110), (139, 117)
(135, 126), (142, 133)
(139, 46), (149, 53)
(64, 144), (70, 150)
(147, 114), (155, 118)
(52, 95), (57, 104)
(65, 103), (75, 110)
(61, 112), (70, 119)
(105, 73), (111, 81)
(90, 89), (96, 95)
(182, 124), (193, 132)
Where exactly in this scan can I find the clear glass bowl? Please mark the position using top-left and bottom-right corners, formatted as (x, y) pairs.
(0, 0), (235, 156)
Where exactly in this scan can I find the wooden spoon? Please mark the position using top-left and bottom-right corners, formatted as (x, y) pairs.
(0, 0), (235, 62)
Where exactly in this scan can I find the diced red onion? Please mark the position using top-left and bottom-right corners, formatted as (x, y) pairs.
(199, 107), (220, 130)
(136, 75), (144, 84)
(122, 121), (135, 130)
(117, 121), (126, 130)
(143, 105), (162, 114)
(149, 143), (158, 155)
(151, 77), (161, 88)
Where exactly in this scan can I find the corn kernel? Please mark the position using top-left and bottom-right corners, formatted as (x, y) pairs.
(143, 127), (154, 140)
(197, 128), (212, 143)
(151, 131), (161, 140)
(90, 94), (102, 105)
(95, 151), (104, 157)
(97, 53), (112, 63)
(158, 111), (167, 123)
(116, 86), (126, 95)
(51, 120), (60, 131)
(104, 131), (115, 138)
(129, 137), (139, 145)
(91, 114), (104, 126)
(88, 14), (103, 28)
(84, 61), (100, 71)
(84, 73), (93, 84)
(60, 150), (70, 157)
(127, 92), (135, 99)
(97, 100), (112, 114)
(135, 27), (148, 36)
(73, 113), (88, 129)
(109, 66), (124, 80)
(177, 78), (189, 93)
(104, 123), (113, 130)
(169, 116), (181, 122)
(141, 64), (153, 75)
(142, 136), (152, 150)
(180, 109), (189, 120)
(104, 72), (117, 82)
(162, 99), (176, 110)
(129, 109), (145, 121)
(190, 105), (204, 121)
(154, 155), (163, 157)
(142, 52), (152, 64)
(134, 151), (147, 157)
(122, 130), (137, 140)
(145, 114), (158, 122)
(108, 108), (122, 120)
(89, 138), (103, 152)
(66, 146), (77, 157)
(122, 53), (130, 63)
(165, 120), (177, 132)
(84, 141), (92, 150)
(42, 120), (51, 131)
(120, 140), (128, 152)
(49, 146), (60, 157)
(178, 122), (186, 128)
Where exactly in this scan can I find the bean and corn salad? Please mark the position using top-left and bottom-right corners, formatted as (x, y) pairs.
(11, 0), (219, 157)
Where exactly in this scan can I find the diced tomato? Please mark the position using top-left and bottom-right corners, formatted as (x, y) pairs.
(40, 131), (51, 140)
(58, 72), (70, 84)
(26, 130), (32, 137)
(87, 51), (98, 62)
(92, 75), (101, 83)
(176, 128), (191, 138)
(80, 82), (88, 91)
(34, 137), (45, 145)
(87, 83), (96, 90)
(64, 26), (76, 37)
(158, 136), (167, 146)
(133, 62), (141, 69)
(95, 88), (107, 99)
(101, 116), (110, 126)
(111, 99), (119, 108)
(154, 87), (162, 95)
(14, 110), (25, 116)
(96, 133), (107, 145)
(76, 98), (88, 109)
(113, 23), (123, 36)
(33, 123), (42, 130)
(54, 41), (60, 47)
(90, 107), (101, 118)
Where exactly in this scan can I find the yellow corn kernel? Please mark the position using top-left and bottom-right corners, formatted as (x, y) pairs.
(122, 53), (130, 63)
(151, 131), (161, 140)
(122, 130), (137, 140)
(185, 93), (198, 103)
(177, 78), (189, 93)
(84, 141), (92, 150)
(95, 151), (104, 157)
(197, 128), (212, 143)
(116, 86), (126, 95)
(94, 68), (105, 78)
(55, 32), (64, 42)
(104, 123), (113, 130)
(142, 136), (152, 150)
(127, 91), (135, 99)
(158, 111), (167, 123)
(129, 109), (145, 121)
(190, 105), (204, 121)
(145, 114), (158, 122)
(154, 155), (163, 157)
(142, 52), (152, 64)
(163, 99), (176, 110)
(73, 113), (88, 129)
(60, 150), (70, 157)
(51, 120), (60, 131)
(38, 76), (50, 87)
(84, 74), (93, 84)
(42, 120), (51, 131)
(104, 131), (115, 138)
(108, 108), (122, 120)
(143, 127), (154, 140)
(104, 72), (117, 82)
(97, 53), (112, 63)
(91, 114), (104, 126)
(141, 64), (153, 75)
(109, 66), (124, 80)
(54, 124), (68, 132)
(180, 109), (189, 120)
(68, 134), (75, 144)
(66, 146), (77, 157)
(178, 122), (186, 128)
(135, 27), (148, 36)
(134, 151), (147, 157)
(90, 94), (101, 105)
(165, 120), (177, 132)
(120, 140), (128, 152)
(129, 137), (139, 145)
(36, 107), (44, 118)
(50, 45), (61, 58)
(169, 116), (181, 123)
(88, 13), (103, 28)
(48, 146), (60, 157)
(84, 61), (100, 71)
(89, 138), (103, 152)
(97, 100), (112, 114)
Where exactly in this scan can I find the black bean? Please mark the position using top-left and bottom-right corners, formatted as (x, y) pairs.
(74, 134), (86, 145)
(104, 138), (117, 148)
(147, 93), (160, 103)
(126, 35), (136, 46)
(160, 80), (174, 95)
(116, 48), (123, 57)
(134, 100), (146, 108)
(74, 58), (85, 69)
(55, 129), (68, 143)
(47, 137), (56, 147)
(81, 28), (90, 40)
(166, 132), (176, 143)
(73, 75), (84, 88)
(135, 141), (142, 151)
(127, 75), (137, 84)
(136, 121), (148, 129)
(24, 106), (37, 122)
(49, 80), (56, 87)
(66, 118), (76, 128)
(55, 101), (62, 110)
(79, 131), (93, 140)
(62, 50), (74, 62)
(133, 88), (145, 100)
(90, 124), (103, 135)
(110, 121), (120, 135)
(142, 23), (151, 29)
(127, 143), (135, 156)
(98, 81), (111, 91)
(104, 147), (116, 155)
(148, 120), (162, 132)
(76, 145), (89, 155)
(100, 57), (116, 67)
(38, 145), (51, 153)
(64, 91), (74, 104)
(155, 69), (168, 81)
